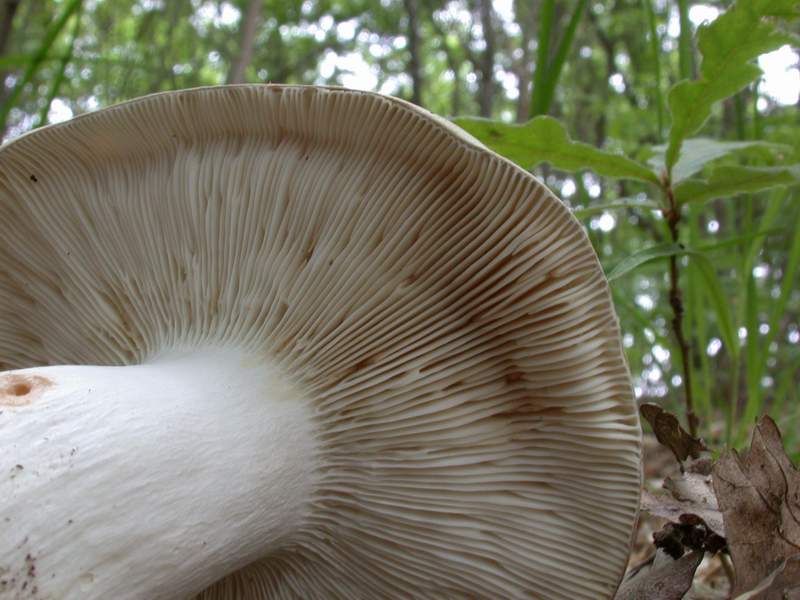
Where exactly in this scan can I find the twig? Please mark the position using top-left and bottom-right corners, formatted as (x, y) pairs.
(719, 551), (735, 585)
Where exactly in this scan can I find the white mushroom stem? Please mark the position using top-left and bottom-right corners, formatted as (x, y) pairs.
(0, 349), (317, 600)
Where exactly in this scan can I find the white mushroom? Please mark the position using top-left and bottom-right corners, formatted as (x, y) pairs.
(0, 85), (641, 600)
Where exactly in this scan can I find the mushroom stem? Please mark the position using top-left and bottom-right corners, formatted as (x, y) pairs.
(0, 348), (317, 600)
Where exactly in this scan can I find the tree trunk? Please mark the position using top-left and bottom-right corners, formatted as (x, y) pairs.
(403, 0), (422, 105)
(226, 0), (262, 85)
(477, 0), (495, 117)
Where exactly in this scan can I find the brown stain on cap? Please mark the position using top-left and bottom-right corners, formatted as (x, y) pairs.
(0, 375), (52, 406)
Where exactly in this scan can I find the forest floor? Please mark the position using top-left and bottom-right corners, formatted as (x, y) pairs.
(616, 411), (799, 600)
(625, 434), (731, 599)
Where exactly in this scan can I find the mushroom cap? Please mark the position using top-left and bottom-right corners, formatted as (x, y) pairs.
(0, 85), (641, 599)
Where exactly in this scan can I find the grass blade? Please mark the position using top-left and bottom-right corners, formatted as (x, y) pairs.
(606, 243), (685, 281)
(572, 197), (660, 218)
(699, 227), (784, 253)
(740, 272), (762, 435)
(686, 203), (712, 424)
(612, 288), (672, 350)
(642, 0), (664, 140)
(764, 205), (800, 354)
(537, 0), (587, 115)
(677, 0), (693, 80)
(35, 5), (82, 128)
(530, 0), (555, 116)
(690, 252), (739, 363)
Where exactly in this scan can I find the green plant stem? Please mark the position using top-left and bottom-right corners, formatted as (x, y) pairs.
(677, 0), (693, 80)
(737, 194), (759, 443)
(687, 203), (711, 423)
(35, 4), (82, 128)
(530, 0), (555, 116)
(734, 92), (747, 140)
(773, 355), (800, 449)
(536, 0), (587, 115)
(727, 192), (782, 444)
(726, 358), (741, 445)
(642, 0), (664, 140)
(763, 206), (800, 363)
(664, 182), (698, 437)
(736, 200), (800, 443)
(752, 80), (762, 138)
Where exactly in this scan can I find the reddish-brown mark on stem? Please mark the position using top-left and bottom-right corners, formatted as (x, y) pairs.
(0, 375), (52, 406)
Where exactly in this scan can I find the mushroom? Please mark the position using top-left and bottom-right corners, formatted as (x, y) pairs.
(0, 85), (641, 600)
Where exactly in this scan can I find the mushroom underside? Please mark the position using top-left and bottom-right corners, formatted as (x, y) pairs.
(0, 86), (640, 600)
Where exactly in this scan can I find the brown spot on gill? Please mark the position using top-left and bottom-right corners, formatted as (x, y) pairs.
(0, 269), (37, 306)
(0, 375), (52, 406)
(100, 288), (145, 359)
(505, 372), (525, 384)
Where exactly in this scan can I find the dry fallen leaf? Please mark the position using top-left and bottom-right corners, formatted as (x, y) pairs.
(713, 416), (800, 598)
(642, 456), (725, 539)
(615, 549), (704, 600)
(641, 489), (725, 539)
(732, 555), (800, 600)
(640, 403), (708, 465)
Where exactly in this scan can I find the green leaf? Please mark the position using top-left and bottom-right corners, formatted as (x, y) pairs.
(674, 165), (800, 204)
(664, 0), (798, 170)
(606, 243), (686, 281)
(607, 244), (738, 359)
(760, 0), (800, 17)
(572, 197), (660, 218)
(452, 116), (660, 185)
(649, 137), (788, 183)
